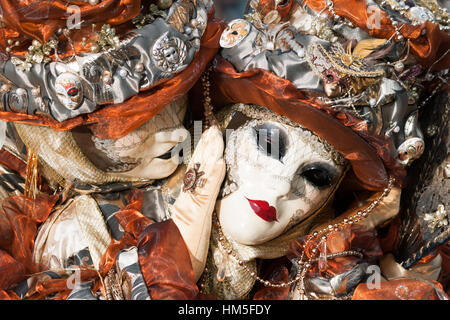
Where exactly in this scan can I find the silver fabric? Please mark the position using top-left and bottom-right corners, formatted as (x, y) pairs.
(221, 23), (328, 93)
(0, 0), (210, 122)
(302, 263), (369, 299)
(377, 78), (423, 148)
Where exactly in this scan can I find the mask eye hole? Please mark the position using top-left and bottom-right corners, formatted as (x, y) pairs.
(67, 87), (79, 97)
(300, 163), (338, 188)
(278, 0), (290, 7)
(254, 123), (287, 162)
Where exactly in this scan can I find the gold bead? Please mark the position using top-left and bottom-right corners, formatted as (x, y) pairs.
(157, 0), (173, 10)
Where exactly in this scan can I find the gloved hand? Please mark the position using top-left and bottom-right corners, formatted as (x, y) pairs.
(171, 126), (226, 281)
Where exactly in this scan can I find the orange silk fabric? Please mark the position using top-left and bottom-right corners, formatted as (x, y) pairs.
(210, 56), (406, 190)
(0, 148), (197, 300)
(0, 185), (198, 299)
(352, 278), (446, 300)
(98, 189), (198, 300)
(253, 222), (383, 300)
(303, 0), (450, 70)
(0, 19), (225, 140)
(0, 149), (27, 178)
(0, 0), (141, 58)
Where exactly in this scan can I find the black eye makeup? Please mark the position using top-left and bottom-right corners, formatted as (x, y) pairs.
(254, 123), (288, 162)
(300, 162), (338, 188)
(278, 0), (290, 7)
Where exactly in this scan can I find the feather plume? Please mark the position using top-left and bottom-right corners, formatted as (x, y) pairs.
(352, 38), (388, 59)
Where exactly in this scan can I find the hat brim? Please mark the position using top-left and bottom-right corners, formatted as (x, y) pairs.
(209, 56), (405, 191)
(0, 20), (225, 140)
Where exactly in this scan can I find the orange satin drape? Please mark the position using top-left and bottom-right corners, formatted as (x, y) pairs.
(0, 0), (141, 58)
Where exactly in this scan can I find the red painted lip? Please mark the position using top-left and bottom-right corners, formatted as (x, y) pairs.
(246, 198), (278, 222)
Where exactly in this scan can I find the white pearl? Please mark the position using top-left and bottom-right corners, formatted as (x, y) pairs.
(31, 87), (40, 96)
(119, 69), (128, 78)
(89, 0), (99, 5)
(394, 61), (404, 72)
(369, 98), (377, 106)
(103, 77), (111, 84)
(393, 126), (400, 133)
(16, 88), (26, 96)
(102, 73), (112, 85)
(135, 63), (144, 73)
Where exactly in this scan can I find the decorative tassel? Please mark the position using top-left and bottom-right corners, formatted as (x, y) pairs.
(216, 250), (229, 283)
(318, 241), (328, 272)
(25, 148), (41, 199)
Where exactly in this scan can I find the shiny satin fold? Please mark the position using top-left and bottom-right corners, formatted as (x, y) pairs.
(0, 149), (27, 178)
(210, 56), (405, 190)
(252, 223), (383, 299)
(303, 0), (450, 70)
(97, 189), (198, 300)
(98, 189), (152, 276)
(0, 19), (225, 140)
(0, 186), (198, 299)
(138, 219), (199, 300)
(352, 278), (448, 300)
(288, 224), (382, 278)
(0, 0), (140, 54)
(1, 195), (58, 272)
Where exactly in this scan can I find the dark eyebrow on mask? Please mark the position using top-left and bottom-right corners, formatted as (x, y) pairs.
(253, 123), (288, 163)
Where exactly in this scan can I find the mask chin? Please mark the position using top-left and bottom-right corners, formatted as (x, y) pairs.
(217, 188), (289, 246)
(120, 156), (181, 180)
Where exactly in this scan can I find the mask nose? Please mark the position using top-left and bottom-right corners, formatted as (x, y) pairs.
(156, 127), (189, 143)
(243, 176), (291, 207)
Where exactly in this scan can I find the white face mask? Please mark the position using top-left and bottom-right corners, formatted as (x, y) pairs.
(54, 72), (84, 110)
(79, 96), (189, 180)
(217, 118), (346, 246)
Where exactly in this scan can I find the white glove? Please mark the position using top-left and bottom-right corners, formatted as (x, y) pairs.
(171, 126), (226, 282)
